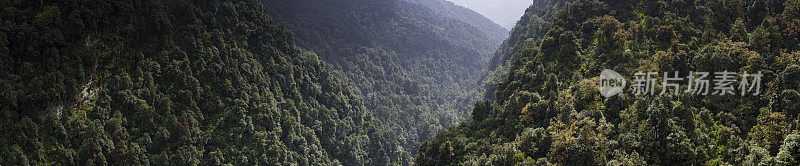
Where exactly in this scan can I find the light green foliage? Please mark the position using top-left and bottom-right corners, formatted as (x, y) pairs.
(418, 0), (800, 165)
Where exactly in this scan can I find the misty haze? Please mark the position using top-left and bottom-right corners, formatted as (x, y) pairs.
(447, 0), (533, 29)
(2, 0), (799, 165)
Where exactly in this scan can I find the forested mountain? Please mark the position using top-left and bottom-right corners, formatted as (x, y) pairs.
(405, 0), (509, 43)
(481, 0), (568, 100)
(0, 0), (410, 165)
(264, 0), (505, 157)
(419, 0), (800, 165)
(446, 0), (534, 30)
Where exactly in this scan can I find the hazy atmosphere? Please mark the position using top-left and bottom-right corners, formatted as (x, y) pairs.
(446, 0), (533, 29)
(3, 0), (799, 165)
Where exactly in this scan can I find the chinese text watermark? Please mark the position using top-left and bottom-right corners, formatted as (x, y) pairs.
(599, 69), (762, 98)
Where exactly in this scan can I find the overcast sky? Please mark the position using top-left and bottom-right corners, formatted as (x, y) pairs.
(446, 0), (532, 30)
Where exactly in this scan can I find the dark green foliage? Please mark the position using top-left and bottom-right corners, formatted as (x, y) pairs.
(405, 0), (509, 43)
(0, 0), (409, 165)
(264, 0), (504, 158)
(418, 0), (800, 165)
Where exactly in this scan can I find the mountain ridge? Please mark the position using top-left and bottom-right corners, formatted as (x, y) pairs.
(418, 0), (800, 165)
(0, 0), (410, 165)
(264, 0), (505, 159)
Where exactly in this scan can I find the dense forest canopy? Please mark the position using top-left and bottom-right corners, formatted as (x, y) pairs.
(5, 0), (798, 165)
(405, 0), (509, 42)
(0, 0), (510, 165)
(418, 0), (800, 165)
(0, 0), (411, 165)
(264, 0), (506, 158)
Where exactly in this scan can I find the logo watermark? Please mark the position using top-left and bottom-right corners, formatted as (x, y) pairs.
(599, 69), (626, 97)
(598, 69), (762, 97)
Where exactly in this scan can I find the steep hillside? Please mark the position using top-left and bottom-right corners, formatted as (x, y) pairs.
(446, 0), (534, 29)
(264, 0), (504, 156)
(481, 0), (569, 100)
(418, 0), (800, 165)
(405, 0), (509, 43)
(0, 0), (409, 165)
